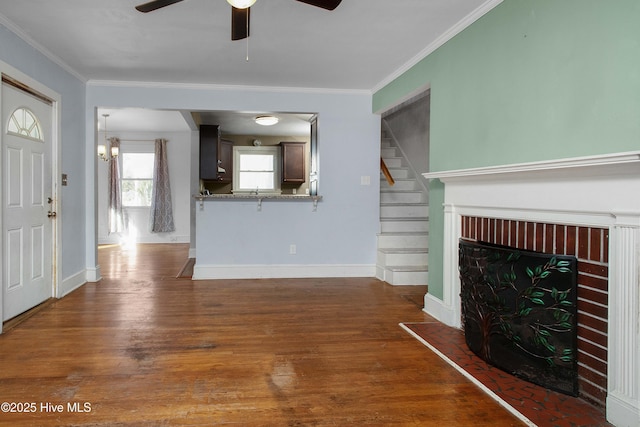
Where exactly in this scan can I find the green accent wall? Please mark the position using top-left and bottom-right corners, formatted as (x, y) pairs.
(373, 0), (640, 300)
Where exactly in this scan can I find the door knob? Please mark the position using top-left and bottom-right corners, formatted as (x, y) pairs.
(47, 211), (57, 218)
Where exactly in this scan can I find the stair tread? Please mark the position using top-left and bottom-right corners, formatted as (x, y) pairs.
(379, 131), (430, 283)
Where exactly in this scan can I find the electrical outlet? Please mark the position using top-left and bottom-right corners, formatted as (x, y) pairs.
(361, 175), (371, 185)
(289, 244), (296, 255)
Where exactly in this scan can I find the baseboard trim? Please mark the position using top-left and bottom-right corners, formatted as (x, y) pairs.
(59, 270), (88, 297)
(423, 292), (460, 328)
(192, 264), (376, 280)
(85, 265), (101, 283)
(606, 392), (640, 427)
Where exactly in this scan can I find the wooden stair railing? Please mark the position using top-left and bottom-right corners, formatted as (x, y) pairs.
(380, 157), (395, 186)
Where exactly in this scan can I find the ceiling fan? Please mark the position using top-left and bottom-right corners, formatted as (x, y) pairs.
(135, 0), (342, 41)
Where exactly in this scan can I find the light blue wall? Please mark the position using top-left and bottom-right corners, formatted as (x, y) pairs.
(1, 17), (381, 284)
(373, 0), (640, 300)
(0, 23), (87, 283)
(87, 84), (381, 268)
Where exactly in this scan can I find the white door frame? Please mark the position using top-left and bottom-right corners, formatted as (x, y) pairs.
(0, 60), (61, 332)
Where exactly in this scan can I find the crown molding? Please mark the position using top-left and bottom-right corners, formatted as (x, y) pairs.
(0, 13), (86, 83)
(87, 79), (372, 96)
(2, 0), (504, 97)
(371, 0), (503, 94)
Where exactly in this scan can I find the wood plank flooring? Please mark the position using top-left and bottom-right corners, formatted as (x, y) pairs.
(0, 244), (524, 426)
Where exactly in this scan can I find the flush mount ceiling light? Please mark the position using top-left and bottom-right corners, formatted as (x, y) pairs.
(226, 0), (256, 9)
(254, 115), (279, 126)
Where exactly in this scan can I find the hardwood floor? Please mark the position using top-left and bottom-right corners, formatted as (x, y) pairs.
(0, 244), (524, 426)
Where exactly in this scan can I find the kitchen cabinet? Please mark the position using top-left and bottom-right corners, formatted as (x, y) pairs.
(280, 141), (306, 184)
(217, 139), (233, 182)
(200, 125), (233, 182)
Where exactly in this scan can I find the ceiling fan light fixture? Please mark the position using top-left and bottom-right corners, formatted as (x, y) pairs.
(227, 0), (256, 9)
(255, 115), (279, 126)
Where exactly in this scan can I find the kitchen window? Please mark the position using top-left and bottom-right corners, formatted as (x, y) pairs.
(232, 146), (281, 195)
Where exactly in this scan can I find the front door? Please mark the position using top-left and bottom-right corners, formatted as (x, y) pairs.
(2, 80), (54, 321)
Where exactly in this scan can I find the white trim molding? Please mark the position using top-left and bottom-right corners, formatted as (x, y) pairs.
(59, 270), (88, 298)
(372, 0), (504, 93)
(85, 266), (101, 283)
(607, 222), (640, 427)
(423, 152), (640, 426)
(192, 263), (376, 280)
(422, 151), (640, 181)
(87, 79), (371, 96)
(0, 13), (86, 82)
(0, 59), (63, 331)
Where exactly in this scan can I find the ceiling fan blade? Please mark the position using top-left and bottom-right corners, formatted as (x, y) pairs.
(295, 0), (342, 10)
(231, 6), (250, 41)
(135, 0), (184, 13)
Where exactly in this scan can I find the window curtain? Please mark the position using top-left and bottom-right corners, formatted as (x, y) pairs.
(108, 137), (124, 234)
(150, 138), (175, 233)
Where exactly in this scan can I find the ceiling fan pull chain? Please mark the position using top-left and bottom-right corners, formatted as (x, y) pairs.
(246, 9), (250, 61)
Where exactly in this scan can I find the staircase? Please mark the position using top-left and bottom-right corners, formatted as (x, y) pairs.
(376, 128), (429, 286)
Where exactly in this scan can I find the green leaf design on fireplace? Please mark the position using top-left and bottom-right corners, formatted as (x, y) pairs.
(459, 240), (579, 396)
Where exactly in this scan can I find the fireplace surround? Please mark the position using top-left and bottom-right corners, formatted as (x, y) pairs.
(422, 152), (640, 427)
(459, 218), (608, 404)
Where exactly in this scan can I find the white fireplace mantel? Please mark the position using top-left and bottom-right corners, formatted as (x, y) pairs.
(422, 151), (640, 427)
(422, 151), (640, 182)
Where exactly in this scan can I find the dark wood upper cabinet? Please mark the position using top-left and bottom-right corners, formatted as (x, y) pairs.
(280, 141), (306, 184)
(218, 138), (233, 183)
(200, 124), (232, 182)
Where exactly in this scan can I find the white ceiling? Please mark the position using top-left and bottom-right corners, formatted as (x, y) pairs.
(0, 0), (496, 133)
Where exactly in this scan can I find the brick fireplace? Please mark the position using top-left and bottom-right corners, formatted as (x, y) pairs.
(422, 152), (640, 426)
(461, 216), (608, 406)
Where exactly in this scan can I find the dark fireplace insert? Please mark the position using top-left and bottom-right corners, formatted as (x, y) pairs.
(459, 238), (579, 396)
